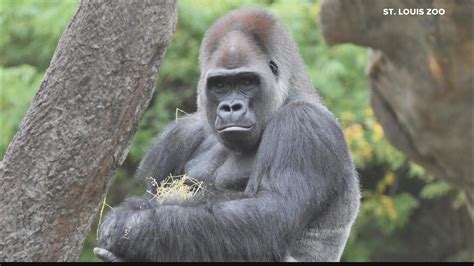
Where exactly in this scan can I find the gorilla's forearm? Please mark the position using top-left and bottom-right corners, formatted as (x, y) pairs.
(98, 194), (305, 261)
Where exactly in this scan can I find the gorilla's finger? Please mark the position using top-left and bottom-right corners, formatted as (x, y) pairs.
(93, 247), (124, 262)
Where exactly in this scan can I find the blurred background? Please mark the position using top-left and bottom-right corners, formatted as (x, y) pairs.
(1, 0), (472, 262)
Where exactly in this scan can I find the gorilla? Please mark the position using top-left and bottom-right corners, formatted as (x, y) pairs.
(94, 8), (360, 262)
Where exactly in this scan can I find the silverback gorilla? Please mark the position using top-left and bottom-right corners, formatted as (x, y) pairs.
(94, 8), (360, 262)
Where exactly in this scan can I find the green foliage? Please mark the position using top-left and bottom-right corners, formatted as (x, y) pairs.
(0, 0), (79, 69)
(344, 192), (419, 261)
(80, 233), (99, 262)
(420, 181), (452, 199)
(0, 0), (79, 155)
(0, 65), (42, 155)
(362, 192), (419, 234)
(342, 169), (420, 261)
(128, 91), (187, 164)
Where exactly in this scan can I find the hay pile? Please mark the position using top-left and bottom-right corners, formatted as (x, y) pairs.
(146, 174), (203, 202)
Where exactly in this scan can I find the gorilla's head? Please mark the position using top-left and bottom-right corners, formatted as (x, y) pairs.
(196, 8), (315, 153)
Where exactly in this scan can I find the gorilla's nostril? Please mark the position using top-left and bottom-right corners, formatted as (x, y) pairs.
(220, 104), (231, 112)
(231, 103), (243, 112)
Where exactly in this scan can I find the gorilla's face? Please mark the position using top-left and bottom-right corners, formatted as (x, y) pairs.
(205, 68), (260, 152)
(203, 35), (280, 153)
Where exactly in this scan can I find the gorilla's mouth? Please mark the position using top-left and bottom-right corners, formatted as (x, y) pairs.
(217, 125), (253, 133)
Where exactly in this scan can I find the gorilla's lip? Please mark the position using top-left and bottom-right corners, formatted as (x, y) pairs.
(217, 125), (253, 133)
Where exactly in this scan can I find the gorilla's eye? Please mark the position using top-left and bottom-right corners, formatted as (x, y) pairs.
(269, 60), (279, 77)
(240, 74), (260, 88)
(208, 76), (226, 93)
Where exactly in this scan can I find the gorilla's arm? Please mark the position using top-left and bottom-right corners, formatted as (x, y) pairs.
(135, 114), (205, 186)
(98, 102), (354, 261)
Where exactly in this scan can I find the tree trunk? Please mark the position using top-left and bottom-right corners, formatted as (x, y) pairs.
(0, 0), (177, 261)
(320, 0), (473, 219)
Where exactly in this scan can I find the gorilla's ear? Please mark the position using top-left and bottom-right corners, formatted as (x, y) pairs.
(269, 60), (279, 77)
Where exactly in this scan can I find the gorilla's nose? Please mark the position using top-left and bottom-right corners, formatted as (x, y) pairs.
(217, 99), (247, 121)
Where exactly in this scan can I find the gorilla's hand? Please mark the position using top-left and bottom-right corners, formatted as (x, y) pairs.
(96, 197), (158, 261)
(93, 247), (124, 262)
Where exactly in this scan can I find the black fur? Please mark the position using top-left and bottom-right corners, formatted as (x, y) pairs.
(97, 8), (360, 262)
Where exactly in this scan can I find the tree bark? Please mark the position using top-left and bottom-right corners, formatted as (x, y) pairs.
(320, 0), (473, 218)
(0, 0), (177, 261)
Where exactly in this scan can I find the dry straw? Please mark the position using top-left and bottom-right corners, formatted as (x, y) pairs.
(96, 174), (203, 240)
(146, 174), (204, 202)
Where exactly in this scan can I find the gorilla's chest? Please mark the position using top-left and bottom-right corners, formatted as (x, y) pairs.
(183, 140), (255, 191)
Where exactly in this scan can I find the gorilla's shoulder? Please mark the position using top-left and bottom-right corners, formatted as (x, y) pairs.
(136, 113), (208, 179)
(146, 112), (210, 162)
(271, 101), (340, 130)
(159, 113), (207, 143)
(264, 101), (347, 153)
